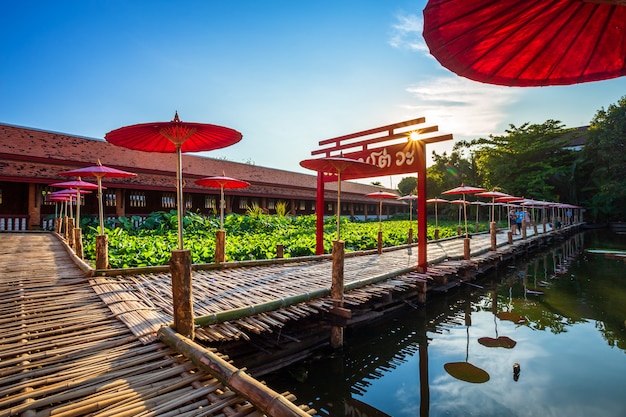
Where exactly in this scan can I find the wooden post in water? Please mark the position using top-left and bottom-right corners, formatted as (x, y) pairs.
(276, 244), (284, 259)
(377, 230), (383, 254)
(170, 250), (194, 339)
(463, 237), (470, 260)
(330, 240), (345, 349)
(95, 235), (108, 269)
(215, 230), (225, 263)
(490, 222), (497, 251)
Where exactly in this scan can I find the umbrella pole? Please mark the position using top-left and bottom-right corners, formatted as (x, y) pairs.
(75, 188), (81, 228)
(176, 145), (184, 250)
(463, 194), (469, 237)
(97, 176), (105, 235)
(220, 185), (225, 230)
(336, 172), (342, 241)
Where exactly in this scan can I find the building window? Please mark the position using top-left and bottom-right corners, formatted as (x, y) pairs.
(205, 196), (216, 209)
(299, 200), (305, 211)
(268, 199), (275, 210)
(130, 192), (146, 208)
(239, 198), (248, 210)
(185, 194), (193, 210)
(162, 193), (175, 209)
(105, 191), (116, 207)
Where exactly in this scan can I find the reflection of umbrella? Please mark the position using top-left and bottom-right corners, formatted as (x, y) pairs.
(426, 197), (449, 229)
(423, 0), (626, 86)
(59, 160), (136, 235)
(365, 191), (399, 231)
(195, 175), (250, 229)
(444, 308), (490, 384)
(106, 112), (242, 250)
(479, 291), (517, 349)
(50, 178), (99, 228)
(443, 185), (485, 237)
(300, 157), (381, 240)
(477, 190), (512, 223)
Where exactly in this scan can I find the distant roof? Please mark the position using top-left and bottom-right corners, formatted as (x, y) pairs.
(0, 122), (403, 205)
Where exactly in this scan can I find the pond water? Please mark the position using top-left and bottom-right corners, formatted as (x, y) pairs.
(265, 229), (626, 417)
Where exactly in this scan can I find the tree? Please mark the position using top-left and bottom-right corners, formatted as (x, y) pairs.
(579, 95), (626, 221)
(397, 176), (417, 196)
(457, 120), (575, 201)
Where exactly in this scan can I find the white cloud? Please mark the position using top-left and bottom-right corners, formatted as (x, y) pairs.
(403, 76), (522, 139)
(390, 13), (428, 52)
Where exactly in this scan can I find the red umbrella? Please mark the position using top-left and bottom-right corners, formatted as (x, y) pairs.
(423, 0), (626, 87)
(50, 178), (99, 228)
(443, 185), (485, 237)
(106, 112), (242, 250)
(195, 175), (250, 229)
(427, 197), (449, 229)
(59, 160), (136, 235)
(300, 156), (381, 240)
(365, 191), (399, 231)
(477, 190), (512, 223)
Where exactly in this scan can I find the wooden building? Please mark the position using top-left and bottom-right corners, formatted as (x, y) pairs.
(0, 123), (405, 230)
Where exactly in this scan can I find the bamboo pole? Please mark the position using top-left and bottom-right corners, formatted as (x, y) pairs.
(331, 240), (345, 349)
(158, 327), (312, 417)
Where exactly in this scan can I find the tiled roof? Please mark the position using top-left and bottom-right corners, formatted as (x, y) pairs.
(0, 123), (403, 205)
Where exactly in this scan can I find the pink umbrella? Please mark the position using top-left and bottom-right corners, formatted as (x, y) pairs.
(443, 185), (485, 237)
(365, 191), (399, 231)
(195, 175), (250, 229)
(59, 160), (136, 235)
(300, 156), (381, 240)
(50, 178), (99, 228)
(106, 112), (242, 250)
(427, 197), (449, 229)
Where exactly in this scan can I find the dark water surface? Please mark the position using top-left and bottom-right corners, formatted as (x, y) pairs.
(265, 230), (626, 416)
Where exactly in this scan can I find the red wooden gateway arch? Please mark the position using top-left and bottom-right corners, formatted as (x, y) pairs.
(309, 117), (452, 270)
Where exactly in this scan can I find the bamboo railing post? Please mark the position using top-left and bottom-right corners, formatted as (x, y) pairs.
(522, 219), (527, 239)
(170, 250), (194, 339)
(408, 228), (413, 245)
(158, 327), (313, 417)
(96, 234), (108, 269)
(490, 221), (496, 251)
(434, 228), (440, 240)
(463, 237), (470, 260)
(215, 230), (225, 263)
(331, 240), (345, 349)
(276, 244), (284, 259)
(74, 228), (83, 259)
(508, 231), (513, 244)
(457, 225), (462, 236)
(377, 230), (383, 254)
(67, 218), (74, 247)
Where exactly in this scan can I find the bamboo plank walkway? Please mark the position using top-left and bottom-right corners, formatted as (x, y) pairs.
(88, 225), (555, 344)
(0, 232), (313, 417)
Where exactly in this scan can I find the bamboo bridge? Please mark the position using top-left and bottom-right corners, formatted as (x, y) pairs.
(0, 224), (579, 416)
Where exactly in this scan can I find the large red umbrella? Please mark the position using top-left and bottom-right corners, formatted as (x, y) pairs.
(300, 156), (381, 240)
(106, 112), (242, 250)
(50, 178), (99, 228)
(195, 175), (250, 229)
(423, 0), (626, 86)
(443, 185), (485, 237)
(59, 160), (136, 235)
(365, 191), (399, 231)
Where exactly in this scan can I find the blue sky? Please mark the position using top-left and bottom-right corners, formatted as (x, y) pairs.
(2, 1), (625, 187)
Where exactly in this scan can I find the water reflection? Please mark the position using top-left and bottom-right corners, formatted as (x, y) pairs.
(266, 230), (626, 417)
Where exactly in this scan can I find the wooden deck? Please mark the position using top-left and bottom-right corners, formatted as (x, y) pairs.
(88, 225), (556, 345)
(0, 233), (313, 417)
